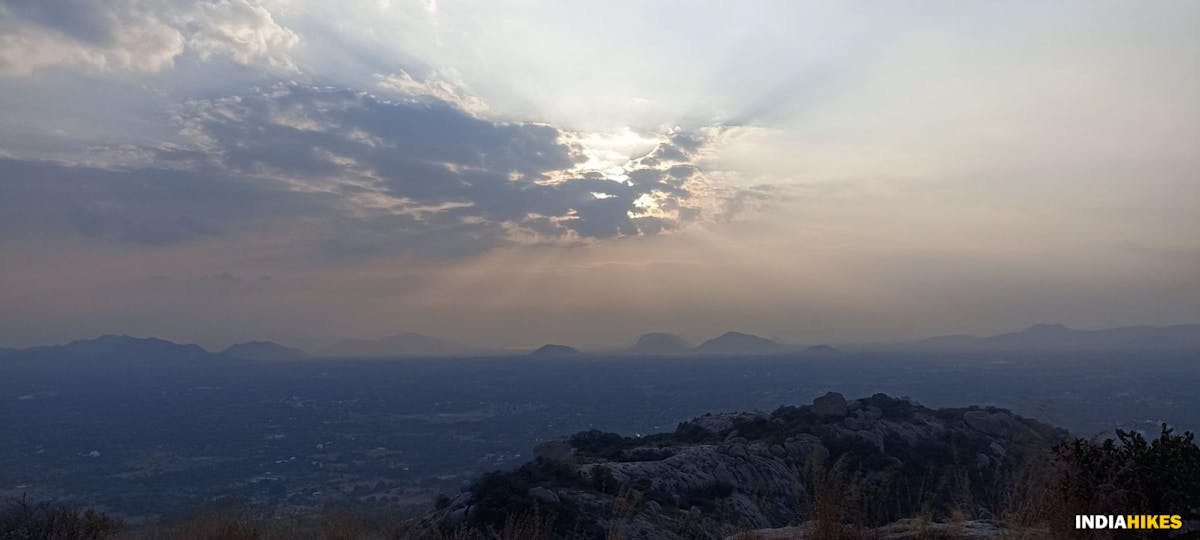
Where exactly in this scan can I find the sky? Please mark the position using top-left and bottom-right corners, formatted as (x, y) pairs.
(0, 0), (1197, 350)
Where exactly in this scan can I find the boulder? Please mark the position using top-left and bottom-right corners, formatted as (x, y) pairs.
(812, 391), (848, 417)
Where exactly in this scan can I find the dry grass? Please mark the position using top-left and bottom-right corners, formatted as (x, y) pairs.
(484, 511), (555, 540)
(802, 455), (882, 540)
(118, 501), (435, 540)
(604, 486), (644, 540)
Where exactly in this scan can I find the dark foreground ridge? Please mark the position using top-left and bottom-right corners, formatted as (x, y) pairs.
(430, 393), (1068, 539)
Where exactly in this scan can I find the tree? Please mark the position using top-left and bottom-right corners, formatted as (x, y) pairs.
(1055, 424), (1200, 536)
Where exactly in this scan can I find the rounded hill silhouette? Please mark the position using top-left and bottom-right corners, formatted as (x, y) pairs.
(696, 331), (783, 354)
(529, 344), (581, 357)
(628, 333), (692, 355)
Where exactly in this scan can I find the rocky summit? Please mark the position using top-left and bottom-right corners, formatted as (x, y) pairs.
(433, 393), (1066, 539)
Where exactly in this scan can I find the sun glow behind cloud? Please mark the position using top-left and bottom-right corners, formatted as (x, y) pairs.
(570, 128), (660, 181)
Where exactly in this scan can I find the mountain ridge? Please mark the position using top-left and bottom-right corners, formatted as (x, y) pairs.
(23, 334), (209, 358)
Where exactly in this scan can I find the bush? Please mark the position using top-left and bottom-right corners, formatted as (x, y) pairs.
(0, 496), (120, 540)
(1054, 423), (1200, 520)
(467, 458), (579, 530)
(568, 430), (627, 458)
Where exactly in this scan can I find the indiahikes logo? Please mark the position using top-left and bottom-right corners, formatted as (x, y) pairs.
(1076, 515), (1183, 530)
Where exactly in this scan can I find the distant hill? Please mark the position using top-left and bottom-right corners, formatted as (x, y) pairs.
(696, 331), (784, 354)
(318, 333), (477, 357)
(627, 333), (692, 355)
(220, 341), (307, 360)
(914, 323), (1200, 351)
(529, 344), (581, 357)
(23, 334), (209, 359)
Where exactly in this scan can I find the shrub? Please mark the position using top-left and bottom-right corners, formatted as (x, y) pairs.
(569, 430), (627, 458)
(467, 458), (579, 530)
(1054, 423), (1200, 520)
(0, 496), (120, 540)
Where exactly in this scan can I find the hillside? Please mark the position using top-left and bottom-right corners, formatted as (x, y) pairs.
(628, 333), (692, 355)
(433, 393), (1066, 539)
(696, 332), (784, 354)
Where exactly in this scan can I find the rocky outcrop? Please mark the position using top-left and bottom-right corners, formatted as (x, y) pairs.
(433, 393), (1066, 539)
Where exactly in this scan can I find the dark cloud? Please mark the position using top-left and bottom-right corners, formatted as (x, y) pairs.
(0, 84), (740, 258)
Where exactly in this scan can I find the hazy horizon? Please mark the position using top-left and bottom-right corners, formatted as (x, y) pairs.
(2, 1), (1197, 350)
(7, 320), (1200, 354)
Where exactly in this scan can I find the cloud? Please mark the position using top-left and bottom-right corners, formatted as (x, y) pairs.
(0, 83), (755, 259)
(376, 69), (488, 115)
(0, 0), (298, 75)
